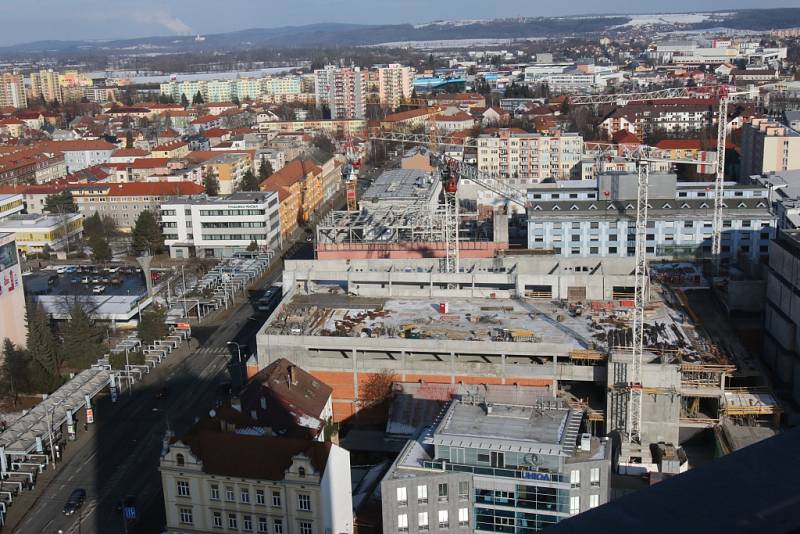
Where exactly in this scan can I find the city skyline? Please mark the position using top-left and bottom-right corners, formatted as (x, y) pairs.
(1, 0), (799, 46)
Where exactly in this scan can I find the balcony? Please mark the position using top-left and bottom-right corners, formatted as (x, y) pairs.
(421, 461), (567, 484)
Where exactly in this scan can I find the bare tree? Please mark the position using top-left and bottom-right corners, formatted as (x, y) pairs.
(360, 369), (397, 408)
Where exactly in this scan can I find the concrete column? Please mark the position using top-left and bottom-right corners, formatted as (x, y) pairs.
(400, 350), (407, 381)
(450, 352), (456, 385)
(501, 354), (506, 384)
(552, 355), (558, 391)
(352, 348), (359, 409)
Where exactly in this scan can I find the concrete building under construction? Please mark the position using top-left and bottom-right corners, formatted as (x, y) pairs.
(254, 257), (779, 467)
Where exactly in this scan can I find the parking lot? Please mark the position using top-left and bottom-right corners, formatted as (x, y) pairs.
(24, 265), (149, 298)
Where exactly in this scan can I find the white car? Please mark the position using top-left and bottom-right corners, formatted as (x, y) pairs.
(92, 285), (106, 294)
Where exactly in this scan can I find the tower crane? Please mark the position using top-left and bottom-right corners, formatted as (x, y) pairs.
(371, 122), (713, 447)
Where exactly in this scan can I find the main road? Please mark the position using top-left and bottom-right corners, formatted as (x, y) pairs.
(10, 245), (314, 534)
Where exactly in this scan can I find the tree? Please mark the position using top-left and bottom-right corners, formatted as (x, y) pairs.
(239, 170), (260, 192)
(25, 299), (63, 392)
(1, 338), (29, 403)
(44, 191), (77, 214)
(84, 212), (118, 242)
(125, 130), (134, 149)
(246, 239), (259, 252)
(258, 158), (273, 181)
(231, 95), (240, 107)
(89, 234), (112, 263)
(192, 91), (204, 105)
(138, 306), (168, 346)
(312, 134), (335, 156)
(203, 172), (220, 196)
(132, 210), (165, 255)
(360, 369), (397, 408)
(61, 303), (104, 370)
(180, 93), (190, 109)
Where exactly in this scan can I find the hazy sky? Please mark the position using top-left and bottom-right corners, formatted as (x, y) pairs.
(1, 0), (797, 46)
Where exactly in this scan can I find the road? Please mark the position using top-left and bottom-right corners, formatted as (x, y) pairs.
(11, 258), (294, 534)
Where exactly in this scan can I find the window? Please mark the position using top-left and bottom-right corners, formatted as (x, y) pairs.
(176, 453), (184, 466)
(417, 485), (428, 504)
(458, 508), (469, 526)
(210, 484), (220, 501)
(458, 481), (469, 500)
(398, 513), (409, 532)
(397, 486), (407, 505)
(300, 522), (312, 534)
(570, 469), (581, 488)
(418, 512), (429, 531)
(589, 494), (600, 509)
(298, 467), (306, 478)
(179, 507), (193, 525)
(228, 513), (238, 529)
(256, 489), (265, 505)
(438, 510), (449, 528)
(438, 483), (448, 503)
(570, 496), (580, 515)
(177, 480), (190, 497)
(241, 488), (250, 504)
(213, 511), (223, 528)
(272, 491), (282, 507)
(274, 519), (283, 534)
(243, 515), (253, 531)
(258, 517), (268, 533)
(298, 493), (311, 511)
(590, 468), (601, 487)
(226, 486), (235, 502)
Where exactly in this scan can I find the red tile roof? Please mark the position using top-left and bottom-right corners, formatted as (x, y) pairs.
(103, 181), (205, 196)
(654, 139), (734, 151)
(260, 158), (321, 190)
(111, 148), (150, 157)
(40, 140), (117, 151)
(131, 157), (170, 169)
(611, 130), (642, 145)
(382, 108), (437, 123)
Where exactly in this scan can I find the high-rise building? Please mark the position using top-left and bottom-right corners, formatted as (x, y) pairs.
(378, 63), (414, 111)
(30, 69), (63, 104)
(740, 118), (800, 179)
(314, 66), (366, 119)
(0, 72), (27, 109)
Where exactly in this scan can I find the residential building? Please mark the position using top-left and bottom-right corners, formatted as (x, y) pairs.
(239, 358), (334, 442)
(0, 148), (66, 185)
(39, 140), (116, 173)
(151, 140), (190, 159)
(315, 66), (367, 119)
(764, 229), (800, 407)
(380, 391), (611, 533)
(0, 72), (27, 109)
(0, 233), (26, 350)
(434, 93), (486, 109)
(477, 129), (584, 183)
(71, 181), (205, 232)
(740, 118), (800, 179)
(203, 153), (252, 195)
(600, 98), (719, 140)
(380, 108), (439, 130)
(260, 159), (324, 239)
(0, 212), (83, 254)
(378, 64), (414, 111)
(526, 173), (775, 261)
(159, 417), (353, 534)
(29, 69), (62, 104)
(161, 192), (281, 259)
(433, 111), (474, 133)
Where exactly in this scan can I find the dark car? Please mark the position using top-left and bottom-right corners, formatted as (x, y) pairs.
(63, 488), (86, 515)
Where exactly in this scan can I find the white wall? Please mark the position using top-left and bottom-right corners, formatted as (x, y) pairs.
(321, 444), (353, 534)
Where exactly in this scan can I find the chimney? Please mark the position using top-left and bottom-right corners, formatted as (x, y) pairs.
(288, 365), (297, 387)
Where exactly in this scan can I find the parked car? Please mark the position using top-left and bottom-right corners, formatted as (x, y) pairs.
(81, 276), (90, 284)
(92, 285), (106, 294)
(63, 488), (86, 516)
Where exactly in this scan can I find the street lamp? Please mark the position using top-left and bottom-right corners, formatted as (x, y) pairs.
(226, 341), (245, 386)
(47, 401), (65, 470)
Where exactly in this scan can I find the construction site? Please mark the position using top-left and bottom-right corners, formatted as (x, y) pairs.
(254, 257), (779, 468)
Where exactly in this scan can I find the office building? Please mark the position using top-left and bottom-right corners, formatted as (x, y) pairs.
(0, 233), (26, 350)
(378, 64), (414, 111)
(526, 173), (775, 261)
(764, 229), (800, 408)
(0, 212), (83, 254)
(0, 72), (27, 109)
(314, 66), (366, 119)
(380, 391), (611, 533)
(0, 194), (24, 221)
(160, 416), (353, 534)
(161, 192), (281, 259)
(740, 118), (800, 179)
(29, 69), (62, 104)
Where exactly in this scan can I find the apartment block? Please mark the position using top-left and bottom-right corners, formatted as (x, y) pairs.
(600, 98), (718, 140)
(161, 192), (281, 259)
(29, 69), (62, 104)
(259, 159), (324, 240)
(160, 418), (352, 534)
(0, 72), (27, 109)
(381, 392), (610, 533)
(526, 173), (776, 261)
(314, 66), (366, 119)
(740, 118), (800, 179)
(378, 64), (414, 111)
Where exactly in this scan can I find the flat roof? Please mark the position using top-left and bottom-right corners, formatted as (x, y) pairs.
(163, 191), (277, 206)
(361, 169), (439, 204)
(0, 213), (81, 230)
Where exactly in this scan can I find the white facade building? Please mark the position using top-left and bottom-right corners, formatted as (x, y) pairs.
(161, 192), (281, 259)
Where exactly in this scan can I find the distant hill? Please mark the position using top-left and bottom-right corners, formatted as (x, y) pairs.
(2, 9), (800, 54)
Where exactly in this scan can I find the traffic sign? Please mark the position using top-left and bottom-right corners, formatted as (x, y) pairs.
(86, 408), (94, 424)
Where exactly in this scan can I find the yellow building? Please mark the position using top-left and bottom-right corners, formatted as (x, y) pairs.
(204, 153), (251, 195)
(30, 69), (63, 104)
(0, 194), (24, 220)
(260, 159), (323, 239)
(0, 213), (83, 253)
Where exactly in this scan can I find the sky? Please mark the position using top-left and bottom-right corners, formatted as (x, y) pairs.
(1, 0), (798, 46)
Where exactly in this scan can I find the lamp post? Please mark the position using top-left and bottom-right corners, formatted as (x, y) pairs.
(226, 341), (245, 386)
